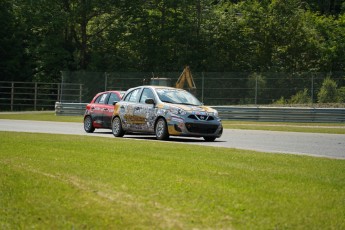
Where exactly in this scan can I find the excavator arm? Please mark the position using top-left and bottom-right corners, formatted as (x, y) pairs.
(175, 66), (196, 90)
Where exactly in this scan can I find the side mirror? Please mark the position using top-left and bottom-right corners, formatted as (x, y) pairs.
(112, 101), (118, 105)
(145, 98), (155, 105)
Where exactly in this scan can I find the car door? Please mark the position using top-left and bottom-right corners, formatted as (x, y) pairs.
(120, 88), (142, 131)
(102, 92), (121, 128)
(91, 92), (109, 128)
(133, 87), (157, 132)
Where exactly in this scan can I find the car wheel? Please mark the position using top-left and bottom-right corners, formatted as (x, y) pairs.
(203, 136), (216, 142)
(112, 117), (125, 137)
(155, 118), (169, 140)
(84, 116), (95, 133)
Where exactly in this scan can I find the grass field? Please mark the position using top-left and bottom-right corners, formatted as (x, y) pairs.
(1, 132), (344, 229)
(0, 112), (83, 123)
(1, 111), (345, 134)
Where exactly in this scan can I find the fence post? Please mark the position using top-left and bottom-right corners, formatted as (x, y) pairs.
(201, 72), (204, 103)
(79, 84), (83, 103)
(311, 75), (314, 105)
(11, 82), (14, 111)
(57, 83), (60, 102)
(34, 82), (38, 111)
(255, 74), (258, 105)
(60, 71), (64, 102)
(105, 72), (108, 91)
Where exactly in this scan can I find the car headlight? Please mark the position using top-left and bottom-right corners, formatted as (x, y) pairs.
(169, 106), (186, 115)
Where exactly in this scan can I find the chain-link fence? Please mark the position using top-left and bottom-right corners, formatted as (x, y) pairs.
(61, 71), (345, 105)
(1, 72), (344, 112)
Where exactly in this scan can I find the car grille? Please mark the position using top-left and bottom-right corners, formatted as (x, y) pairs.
(188, 114), (214, 121)
(185, 123), (219, 134)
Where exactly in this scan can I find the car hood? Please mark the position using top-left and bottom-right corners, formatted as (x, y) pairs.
(170, 104), (217, 113)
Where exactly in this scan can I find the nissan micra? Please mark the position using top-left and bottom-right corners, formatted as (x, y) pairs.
(84, 90), (125, 133)
(111, 86), (223, 141)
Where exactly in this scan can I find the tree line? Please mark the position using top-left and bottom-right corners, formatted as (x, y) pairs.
(1, 0), (345, 85)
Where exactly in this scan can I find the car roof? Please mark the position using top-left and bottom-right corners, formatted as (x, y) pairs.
(123, 85), (185, 97)
(97, 90), (125, 94)
(138, 85), (182, 90)
(93, 90), (125, 100)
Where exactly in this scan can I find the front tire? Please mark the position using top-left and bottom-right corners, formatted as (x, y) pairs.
(155, 118), (169, 140)
(84, 116), (95, 133)
(112, 117), (125, 137)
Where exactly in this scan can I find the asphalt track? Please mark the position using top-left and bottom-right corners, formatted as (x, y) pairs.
(0, 119), (344, 159)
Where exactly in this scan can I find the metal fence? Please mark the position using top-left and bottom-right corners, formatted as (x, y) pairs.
(61, 71), (345, 105)
(1, 71), (344, 111)
(0, 81), (82, 111)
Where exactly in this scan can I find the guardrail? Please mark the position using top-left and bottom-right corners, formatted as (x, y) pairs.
(212, 106), (345, 123)
(55, 102), (345, 123)
(55, 102), (87, 116)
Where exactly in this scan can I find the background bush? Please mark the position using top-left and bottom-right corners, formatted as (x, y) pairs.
(318, 77), (338, 103)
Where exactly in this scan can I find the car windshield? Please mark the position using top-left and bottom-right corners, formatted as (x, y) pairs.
(155, 88), (201, 106)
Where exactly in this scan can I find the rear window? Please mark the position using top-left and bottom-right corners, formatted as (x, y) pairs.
(94, 93), (108, 104)
(107, 93), (121, 105)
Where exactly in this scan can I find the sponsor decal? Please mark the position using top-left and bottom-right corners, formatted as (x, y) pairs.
(123, 114), (146, 124)
(171, 116), (184, 123)
(192, 111), (207, 116)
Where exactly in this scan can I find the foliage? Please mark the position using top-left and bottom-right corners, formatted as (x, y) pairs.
(246, 73), (267, 104)
(337, 86), (345, 102)
(274, 88), (313, 105)
(1, 0), (345, 103)
(0, 1), (32, 81)
(274, 96), (287, 105)
(317, 77), (339, 103)
(290, 88), (312, 104)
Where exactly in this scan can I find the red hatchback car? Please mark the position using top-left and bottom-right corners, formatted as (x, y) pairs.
(84, 91), (125, 133)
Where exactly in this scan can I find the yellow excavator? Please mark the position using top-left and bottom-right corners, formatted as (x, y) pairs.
(146, 66), (196, 93)
(175, 66), (196, 91)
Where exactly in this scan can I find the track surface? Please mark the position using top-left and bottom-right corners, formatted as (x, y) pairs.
(0, 119), (344, 159)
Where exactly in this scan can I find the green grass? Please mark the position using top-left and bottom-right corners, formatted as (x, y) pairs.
(1, 132), (344, 229)
(1, 112), (345, 134)
(0, 112), (83, 123)
(223, 121), (345, 134)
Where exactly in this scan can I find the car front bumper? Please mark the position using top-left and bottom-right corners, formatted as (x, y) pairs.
(167, 115), (223, 138)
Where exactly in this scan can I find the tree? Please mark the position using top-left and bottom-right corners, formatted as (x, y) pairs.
(305, 0), (344, 15)
(1, 0), (345, 88)
(0, 0), (33, 81)
(318, 77), (338, 103)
